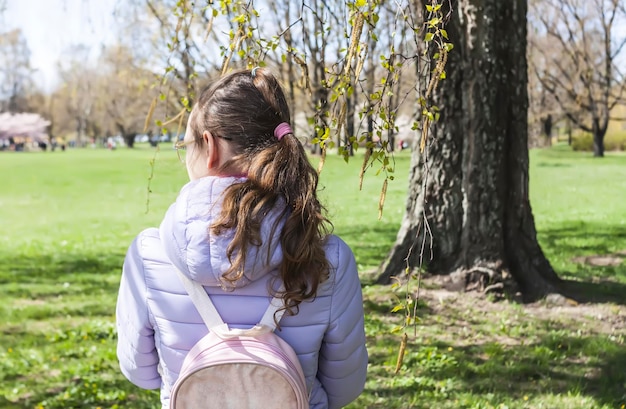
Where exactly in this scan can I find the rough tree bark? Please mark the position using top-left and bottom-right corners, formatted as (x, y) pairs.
(377, 0), (561, 302)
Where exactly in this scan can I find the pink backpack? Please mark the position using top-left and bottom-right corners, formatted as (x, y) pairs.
(170, 270), (309, 409)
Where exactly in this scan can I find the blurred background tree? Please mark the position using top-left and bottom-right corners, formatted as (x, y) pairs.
(528, 0), (626, 157)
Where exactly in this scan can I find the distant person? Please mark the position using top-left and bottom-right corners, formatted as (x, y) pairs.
(106, 137), (116, 150)
(116, 68), (368, 409)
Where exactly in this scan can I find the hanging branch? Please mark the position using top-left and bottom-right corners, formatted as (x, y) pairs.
(393, 0), (452, 374)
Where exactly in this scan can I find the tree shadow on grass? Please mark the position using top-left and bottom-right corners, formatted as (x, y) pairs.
(452, 333), (626, 408)
(538, 222), (626, 305)
(448, 338), (624, 408)
(2, 376), (160, 409)
(539, 222), (626, 259)
(0, 252), (125, 297)
(535, 161), (572, 168)
(364, 297), (432, 317)
(559, 279), (626, 305)
(0, 250), (158, 409)
(366, 331), (626, 408)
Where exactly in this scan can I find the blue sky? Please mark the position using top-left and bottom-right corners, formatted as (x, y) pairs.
(3, 0), (117, 90)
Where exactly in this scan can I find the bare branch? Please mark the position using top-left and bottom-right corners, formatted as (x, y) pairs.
(528, 0), (625, 143)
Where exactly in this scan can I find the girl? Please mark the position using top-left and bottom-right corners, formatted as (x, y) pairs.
(116, 68), (368, 409)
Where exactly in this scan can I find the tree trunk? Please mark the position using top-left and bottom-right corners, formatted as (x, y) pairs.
(592, 119), (605, 157)
(566, 118), (573, 145)
(124, 133), (136, 148)
(345, 85), (355, 156)
(542, 114), (552, 146)
(377, 0), (560, 302)
(76, 116), (85, 147)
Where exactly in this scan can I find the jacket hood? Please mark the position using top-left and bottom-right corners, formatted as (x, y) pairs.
(159, 176), (286, 287)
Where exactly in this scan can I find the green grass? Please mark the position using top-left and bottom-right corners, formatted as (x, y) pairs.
(1, 145), (625, 408)
(530, 145), (626, 302)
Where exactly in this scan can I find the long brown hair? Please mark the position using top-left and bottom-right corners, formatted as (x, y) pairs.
(188, 68), (331, 314)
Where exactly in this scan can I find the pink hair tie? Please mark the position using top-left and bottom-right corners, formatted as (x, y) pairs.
(274, 122), (293, 141)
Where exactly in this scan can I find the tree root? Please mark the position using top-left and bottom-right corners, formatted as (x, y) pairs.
(442, 262), (520, 300)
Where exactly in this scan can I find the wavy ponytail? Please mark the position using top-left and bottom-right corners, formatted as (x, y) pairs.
(190, 68), (332, 313)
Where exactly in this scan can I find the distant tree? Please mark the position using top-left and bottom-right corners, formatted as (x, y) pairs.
(57, 45), (99, 147)
(0, 112), (49, 142)
(119, 0), (224, 115)
(97, 46), (160, 148)
(25, 91), (57, 142)
(45, 84), (79, 144)
(0, 28), (34, 113)
(528, 0), (626, 157)
(527, 37), (563, 147)
(528, 48), (566, 146)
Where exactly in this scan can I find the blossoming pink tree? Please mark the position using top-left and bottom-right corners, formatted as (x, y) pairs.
(0, 112), (50, 142)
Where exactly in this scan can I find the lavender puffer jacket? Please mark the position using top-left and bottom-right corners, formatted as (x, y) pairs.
(116, 176), (368, 409)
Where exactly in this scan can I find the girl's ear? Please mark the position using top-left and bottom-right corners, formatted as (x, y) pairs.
(203, 131), (220, 170)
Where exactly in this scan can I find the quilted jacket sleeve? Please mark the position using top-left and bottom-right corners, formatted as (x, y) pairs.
(318, 237), (368, 409)
(116, 232), (161, 389)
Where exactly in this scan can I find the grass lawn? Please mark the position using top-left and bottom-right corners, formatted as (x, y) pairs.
(1, 144), (625, 409)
